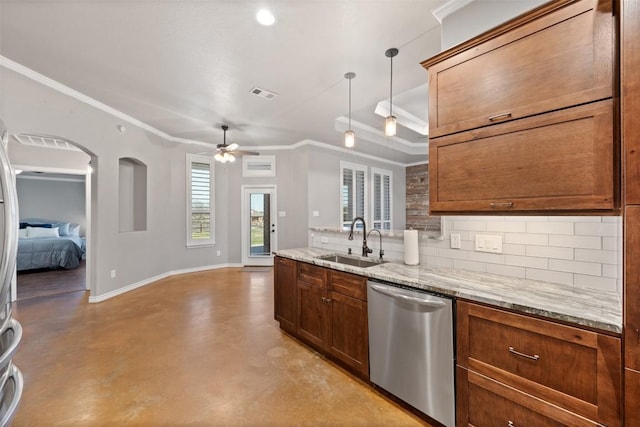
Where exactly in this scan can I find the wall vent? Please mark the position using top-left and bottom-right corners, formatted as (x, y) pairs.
(11, 134), (82, 151)
(243, 155), (276, 177)
(250, 86), (278, 100)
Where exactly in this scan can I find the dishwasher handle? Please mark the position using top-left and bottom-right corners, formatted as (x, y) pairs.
(369, 284), (447, 309)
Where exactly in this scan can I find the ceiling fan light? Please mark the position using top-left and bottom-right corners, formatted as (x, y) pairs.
(385, 115), (397, 137)
(214, 153), (224, 162)
(344, 130), (355, 148)
(227, 153), (236, 163)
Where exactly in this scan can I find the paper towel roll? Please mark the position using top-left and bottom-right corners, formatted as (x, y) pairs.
(404, 229), (419, 265)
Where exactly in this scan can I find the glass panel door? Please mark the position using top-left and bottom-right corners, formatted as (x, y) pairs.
(242, 186), (276, 266)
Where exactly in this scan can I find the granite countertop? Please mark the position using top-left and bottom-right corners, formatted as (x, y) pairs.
(275, 247), (622, 335)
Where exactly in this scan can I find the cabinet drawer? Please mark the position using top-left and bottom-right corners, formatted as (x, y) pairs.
(328, 270), (366, 301)
(457, 301), (622, 426)
(297, 262), (327, 287)
(459, 367), (600, 427)
(429, 100), (615, 214)
(422, 0), (613, 138)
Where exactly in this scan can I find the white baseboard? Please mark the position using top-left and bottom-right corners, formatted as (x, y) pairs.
(88, 263), (244, 303)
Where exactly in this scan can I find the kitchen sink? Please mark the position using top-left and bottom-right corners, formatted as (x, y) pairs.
(316, 253), (387, 268)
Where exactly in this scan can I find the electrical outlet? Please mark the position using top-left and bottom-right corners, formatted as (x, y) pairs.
(110, 269), (116, 279)
(450, 233), (461, 249)
(475, 234), (503, 254)
(216, 250), (221, 256)
(320, 237), (329, 244)
(312, 210), (320, 217)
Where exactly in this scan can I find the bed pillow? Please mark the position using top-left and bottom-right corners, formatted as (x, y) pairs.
(27, 226), (59, 238)
(26, 223), (52, 228)
(57, 222), (71, 236)
(69, 223), (80, 237)
(18, 229), (28, 238)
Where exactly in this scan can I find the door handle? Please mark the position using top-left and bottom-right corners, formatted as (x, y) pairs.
(369, 284), (446, 309)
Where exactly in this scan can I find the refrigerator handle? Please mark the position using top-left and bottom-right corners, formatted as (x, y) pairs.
(0, 135), (19, 297)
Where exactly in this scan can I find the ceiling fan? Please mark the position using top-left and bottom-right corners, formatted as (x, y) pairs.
(214, 125), (259, 163)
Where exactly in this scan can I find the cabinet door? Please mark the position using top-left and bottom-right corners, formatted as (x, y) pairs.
(296, 280), (327, 350)
(274, 257), (296, 334)
(429, 100), (615, 214)
(326, 291), (369, 378)
(625, 206), (640, 370)
(623, 0), (640, 204)
(457, 367), (601, 427)
(423, 0), (613, 138)
(625, 368), (640, 427)
(457, 301), (622, 426)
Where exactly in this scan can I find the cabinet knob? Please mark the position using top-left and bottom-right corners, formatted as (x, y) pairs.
(508, 421), (515, 427)
(321, 297), (326, 302)
(325, 298), (332, 304)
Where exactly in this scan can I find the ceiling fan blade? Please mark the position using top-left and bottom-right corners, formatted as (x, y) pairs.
(234, 150), (260, 156)
(226, 143), (239, 151)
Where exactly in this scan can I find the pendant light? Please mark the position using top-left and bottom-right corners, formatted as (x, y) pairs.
(344, 72), (356, 148)
(384, 48), (399, 137)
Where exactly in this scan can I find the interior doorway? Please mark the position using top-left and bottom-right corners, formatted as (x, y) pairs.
(241, 185), (276, 267)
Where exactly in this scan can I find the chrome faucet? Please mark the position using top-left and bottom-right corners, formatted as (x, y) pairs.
(348, 217), (373, 257)
(367, 228), (384, 260)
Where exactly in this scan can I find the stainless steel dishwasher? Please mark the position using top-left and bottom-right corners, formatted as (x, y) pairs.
(367, 280), (455, 427)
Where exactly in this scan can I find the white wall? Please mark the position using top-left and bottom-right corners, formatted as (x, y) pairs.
(441, 0), (549, 50)
(16, 175), (86, 234)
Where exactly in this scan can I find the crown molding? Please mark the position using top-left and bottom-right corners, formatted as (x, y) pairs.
(1, 55), (424, 167)
(432, 0), (476, 23)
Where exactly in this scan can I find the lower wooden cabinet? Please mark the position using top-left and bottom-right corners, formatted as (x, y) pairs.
(625, 368), (640, 427)
(274, 257), (296, 334)
(457, 300), (622, 427)
(274, 257), (369, 379)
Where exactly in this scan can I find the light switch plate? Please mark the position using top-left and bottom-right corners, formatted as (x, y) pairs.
(450, 233), (461, 249)
(320, 237), (329, 243)
(475, 234), (503, 254)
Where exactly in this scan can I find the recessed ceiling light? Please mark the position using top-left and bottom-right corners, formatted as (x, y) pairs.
(256, 9), (275, 26)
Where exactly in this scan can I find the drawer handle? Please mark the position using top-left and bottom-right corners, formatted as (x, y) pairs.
(508, 421), (515, 427)
(488, 112), (512, 122)
(508, 346), (539, 361)
(490, 202), (514, 208)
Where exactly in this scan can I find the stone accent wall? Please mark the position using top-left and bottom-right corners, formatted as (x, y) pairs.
(406, 163), (440, 231)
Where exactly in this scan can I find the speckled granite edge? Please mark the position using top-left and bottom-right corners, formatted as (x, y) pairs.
(309, 227), (444, 240)
(275, 247), (622, 335)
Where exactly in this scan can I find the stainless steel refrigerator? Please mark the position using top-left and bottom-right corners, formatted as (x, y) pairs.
(0, 118), (24, 426)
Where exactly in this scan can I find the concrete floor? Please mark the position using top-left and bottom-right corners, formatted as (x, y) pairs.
(12, 268), (427, 426)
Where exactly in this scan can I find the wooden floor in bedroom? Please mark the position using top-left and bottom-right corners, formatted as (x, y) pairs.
(16, 260), (87, 300)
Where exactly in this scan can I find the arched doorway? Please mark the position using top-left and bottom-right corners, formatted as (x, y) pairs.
(7, 133), (97, 301)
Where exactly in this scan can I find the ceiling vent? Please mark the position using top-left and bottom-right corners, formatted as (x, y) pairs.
(11, 134), (82, 151)
(250, 86), (278, 100)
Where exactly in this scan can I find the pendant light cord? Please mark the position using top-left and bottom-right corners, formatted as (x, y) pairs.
(389, 54), (393, 117)
(348, 76), (352, 130)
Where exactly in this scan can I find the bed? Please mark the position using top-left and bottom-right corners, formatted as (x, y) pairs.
(17, 220), (85, 271)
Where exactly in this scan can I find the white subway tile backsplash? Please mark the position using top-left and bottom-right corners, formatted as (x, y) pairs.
(575, 223), (618, 236)
(469, 251), (505, 264)
(548, 235), (601, 249)
(487, 264), (526, 279)
(574, 274), (617, 292)
(602, 264), (619, 279)
(548, 259), (602, 276)
(453, 220), (487, 231)
(505, 254), (548, 269)
(526, 222), (574, 235)
(574, 249), (617, 265)
(504, 233), (549, 246)
(487, 221), (526, 233)
(525, 245), (574, 260)
(309, 215), (621, 295)
(526, 268), (574, 286)
(453, 259), (487, 272)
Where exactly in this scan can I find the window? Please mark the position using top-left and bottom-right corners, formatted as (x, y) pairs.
(372, 168), (392, 230)
(186, 154), (214, 246)
(340, 162), (368, 230)
(340, 162), (393, 231)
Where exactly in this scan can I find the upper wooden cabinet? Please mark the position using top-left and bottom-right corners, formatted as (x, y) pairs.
(421, 0), (618, 214)
(429, 100), (615, 213)
(421, 0), (613, 139)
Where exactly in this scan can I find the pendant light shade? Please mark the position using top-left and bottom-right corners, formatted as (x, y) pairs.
(344, 72), (356, 148)
(385, 48), (399, 137)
